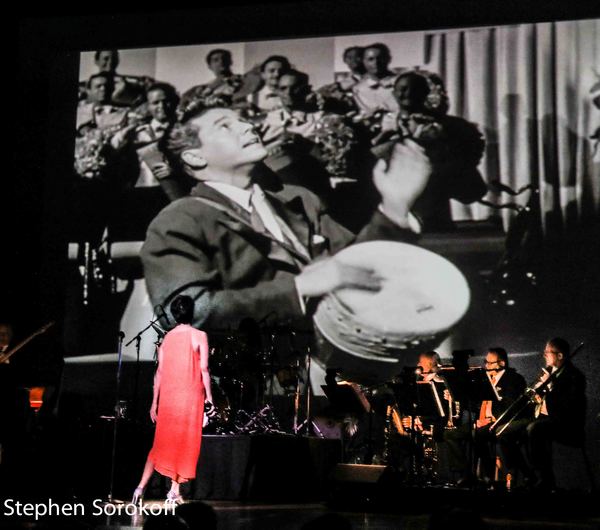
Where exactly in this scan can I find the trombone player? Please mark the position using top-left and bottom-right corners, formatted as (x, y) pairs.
(520, 338), (586, 490)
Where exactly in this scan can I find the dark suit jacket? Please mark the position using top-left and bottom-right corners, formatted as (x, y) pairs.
(490, 368), (527, 419)
(141, 177), (418, 329)
(469, 367), (527, 420)
(545, 361), (586, 444)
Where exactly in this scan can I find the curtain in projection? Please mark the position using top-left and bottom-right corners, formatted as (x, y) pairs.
(425, 19), (600, 231)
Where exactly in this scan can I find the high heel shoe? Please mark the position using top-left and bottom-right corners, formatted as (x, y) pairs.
(165, 490), (183, 504)
(132, 487), (144, 505)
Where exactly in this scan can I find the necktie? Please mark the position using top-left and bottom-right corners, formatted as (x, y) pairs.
(250, 184), (284, 242)
(250, 184), (311, 262)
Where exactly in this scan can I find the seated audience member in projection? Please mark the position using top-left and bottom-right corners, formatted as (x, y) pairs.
(79, 49), (154, 107)
(260, 69), (336, 198)
(378, 70), (487, 231)
(75, 73), (143, 185)
(351, 43), (400, 115)
(180, 49), (245, 114)
(247, 55), (292, 112)
(318, 46), (365, 113)
(339, 46), (366, 90)
(77, 73), (129, 132)
(140, 105), (430, 329)
(132, 83), (193, 200)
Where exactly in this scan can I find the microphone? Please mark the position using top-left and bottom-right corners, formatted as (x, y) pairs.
(150, 322), (166, 337)
(155, 304), (171, 325)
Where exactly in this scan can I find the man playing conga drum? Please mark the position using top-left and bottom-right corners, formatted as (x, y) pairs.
(141, 104), (431, 329)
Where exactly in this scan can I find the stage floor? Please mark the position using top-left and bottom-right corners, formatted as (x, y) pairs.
(2, 493), (599, 530)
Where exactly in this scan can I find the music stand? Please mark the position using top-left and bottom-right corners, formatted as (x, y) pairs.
(415, 381), (447, 420)
(322, 381), (371, 416)
(322, 381), (372, 461)
(453, 368), (500, 485)
(393, 377), (446, 484)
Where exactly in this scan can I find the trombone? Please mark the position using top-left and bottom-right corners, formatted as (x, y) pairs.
(489, 342), (584, 437)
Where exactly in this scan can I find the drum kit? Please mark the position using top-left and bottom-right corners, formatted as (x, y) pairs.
(202, 326), (308, 435)
(204, 241), (471, 435)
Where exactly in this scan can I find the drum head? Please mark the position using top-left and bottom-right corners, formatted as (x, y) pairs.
(314, 241), (470, 377)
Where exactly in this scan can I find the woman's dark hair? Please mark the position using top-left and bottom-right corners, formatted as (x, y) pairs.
(170, 295), (194, 324)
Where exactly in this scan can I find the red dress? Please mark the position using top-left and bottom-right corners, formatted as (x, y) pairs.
(149, 324), (207, 483)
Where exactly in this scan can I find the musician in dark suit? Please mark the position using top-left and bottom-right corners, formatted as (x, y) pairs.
(523, 338), (586, 490)
(141, 105), (430, 329)
(444, 347), (527, 485)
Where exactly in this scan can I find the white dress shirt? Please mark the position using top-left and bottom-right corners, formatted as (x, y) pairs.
(204, 180), (312, 311)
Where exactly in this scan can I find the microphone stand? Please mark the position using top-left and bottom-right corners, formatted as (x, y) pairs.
(125, 316), (166, 424)
(102, 317), (164, 504)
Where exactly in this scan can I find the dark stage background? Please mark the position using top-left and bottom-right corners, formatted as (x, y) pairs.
(9, 0), (600, 500)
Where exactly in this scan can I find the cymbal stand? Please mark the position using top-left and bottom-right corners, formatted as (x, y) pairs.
(294, 347), (320, 436)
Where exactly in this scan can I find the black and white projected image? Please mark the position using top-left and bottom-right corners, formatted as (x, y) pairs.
(66, 22), (599, 388)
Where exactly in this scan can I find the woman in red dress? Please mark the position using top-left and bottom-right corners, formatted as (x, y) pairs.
(132, 295), (213, 504)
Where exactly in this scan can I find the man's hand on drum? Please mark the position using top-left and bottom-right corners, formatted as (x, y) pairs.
(295, 257), (383, 298)
(373, 139), (431, 229)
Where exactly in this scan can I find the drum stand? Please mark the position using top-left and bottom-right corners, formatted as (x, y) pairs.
(293, 348), (322, 437)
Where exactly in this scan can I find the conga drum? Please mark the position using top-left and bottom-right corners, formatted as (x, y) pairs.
(313, 241), (470, 383)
